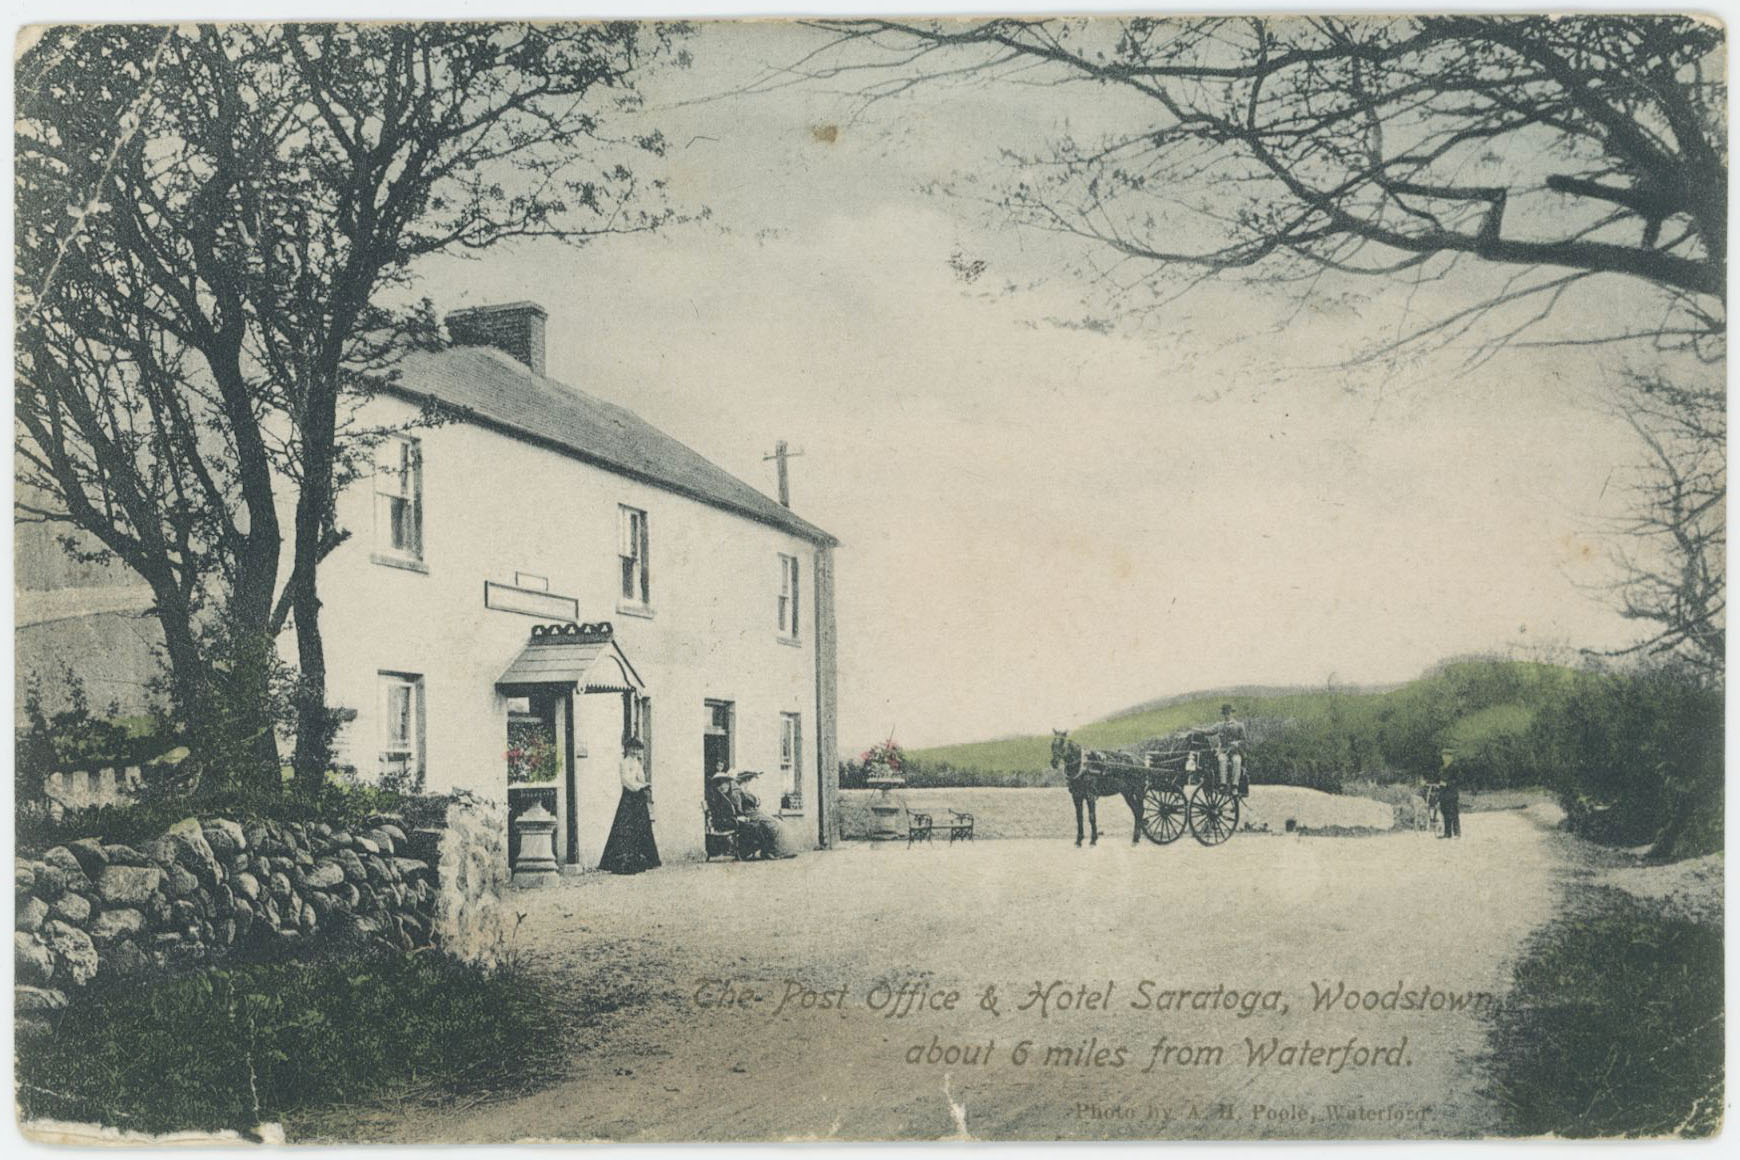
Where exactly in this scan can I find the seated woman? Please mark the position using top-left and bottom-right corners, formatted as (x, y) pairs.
(707, 761), (796, 860)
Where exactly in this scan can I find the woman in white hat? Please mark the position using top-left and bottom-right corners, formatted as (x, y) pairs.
(708, 759), (794, 859)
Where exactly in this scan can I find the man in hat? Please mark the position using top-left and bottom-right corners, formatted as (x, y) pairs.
(1210, 702), (1247, 793)
(1438, 748), (1462, 839)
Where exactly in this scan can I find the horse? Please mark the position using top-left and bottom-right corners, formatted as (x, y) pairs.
(1051, 730), (1145, 846)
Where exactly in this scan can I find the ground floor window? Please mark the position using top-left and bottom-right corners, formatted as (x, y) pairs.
(378, 672), (425, 791)
(779, 712), (803, 811)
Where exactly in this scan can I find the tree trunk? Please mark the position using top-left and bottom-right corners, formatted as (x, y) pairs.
(151, 585), (281, 793)
(290, 371), (340, 795)
(291, 575), (329, 796)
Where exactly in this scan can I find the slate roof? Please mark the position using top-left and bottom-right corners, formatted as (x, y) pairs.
(383, 346), (836, 545)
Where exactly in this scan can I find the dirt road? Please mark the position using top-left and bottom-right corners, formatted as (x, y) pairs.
(307, 810), (1565, 1142)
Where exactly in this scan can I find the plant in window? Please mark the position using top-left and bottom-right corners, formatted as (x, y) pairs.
(505, 719), (558, 783)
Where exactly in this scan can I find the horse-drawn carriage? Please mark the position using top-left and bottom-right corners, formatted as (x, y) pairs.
(1053, 731), (1245, 847)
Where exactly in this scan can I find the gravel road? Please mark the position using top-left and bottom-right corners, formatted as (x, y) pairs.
(305, 810), (1564, 1142)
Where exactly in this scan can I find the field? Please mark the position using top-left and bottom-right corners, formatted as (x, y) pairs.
(909, 690), (1356, 775)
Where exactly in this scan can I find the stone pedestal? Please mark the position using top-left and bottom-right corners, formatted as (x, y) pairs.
(511, 801), (560, 888)
(865, 776), (907, 841)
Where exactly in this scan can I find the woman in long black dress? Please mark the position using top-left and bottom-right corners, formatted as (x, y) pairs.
(600, 739), (660, 874)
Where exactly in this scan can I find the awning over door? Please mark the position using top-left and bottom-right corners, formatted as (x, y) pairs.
(496, 622), (644, 694)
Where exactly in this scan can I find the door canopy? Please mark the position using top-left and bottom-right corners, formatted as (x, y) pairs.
(496, 622), (644, 694)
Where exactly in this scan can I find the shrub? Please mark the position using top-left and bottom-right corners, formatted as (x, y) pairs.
(15, 949), (554, 1134)
(154, 619), (300, 794)
(15, 670), (168, 805)
(1524, 661), (1722, 856)
(898, 760), (1059, 789)
(1485, 887), (1722, 1137)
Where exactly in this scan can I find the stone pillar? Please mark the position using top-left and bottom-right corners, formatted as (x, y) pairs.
(511, 802), (560, 888)
(865, 775), (906, 841)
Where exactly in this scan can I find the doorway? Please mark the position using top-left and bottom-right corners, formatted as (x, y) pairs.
(703, 699), (734, 792)
(504, 687), (577, 869)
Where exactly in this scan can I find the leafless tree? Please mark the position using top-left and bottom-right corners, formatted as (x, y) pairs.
(17, 22), (686, 789)
(798, 15), (1724, 363)
(1598, 373), (1725, 683)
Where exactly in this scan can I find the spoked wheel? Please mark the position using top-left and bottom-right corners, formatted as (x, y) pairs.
(1140, 784), (1188, 845)
(1188, 783), (1241, 846)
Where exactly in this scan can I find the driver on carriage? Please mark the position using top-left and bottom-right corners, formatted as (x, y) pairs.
(1205, 702), (1246, 793)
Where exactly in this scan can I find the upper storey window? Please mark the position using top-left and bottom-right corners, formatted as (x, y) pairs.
(619, 505), (649, 607)
(375, 436), (423, 565)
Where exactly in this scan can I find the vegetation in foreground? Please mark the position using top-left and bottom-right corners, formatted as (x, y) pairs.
(1484, 885), (1722, 1138)
(15, 950), (555, 1135)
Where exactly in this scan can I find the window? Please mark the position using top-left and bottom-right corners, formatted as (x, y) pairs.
(374, 436), (423, 560)
(779, 712), (803, 810)
(619, 505), (649, 606)
(777, 554), (801, 640)
(379, 672), (425, 790)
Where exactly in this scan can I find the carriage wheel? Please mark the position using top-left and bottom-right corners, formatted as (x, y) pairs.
(1188, 784), (1240, 846)
(1140, 785), (1188, 845)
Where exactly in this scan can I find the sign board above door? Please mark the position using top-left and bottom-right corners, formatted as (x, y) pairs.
(484, 580), (579, 622)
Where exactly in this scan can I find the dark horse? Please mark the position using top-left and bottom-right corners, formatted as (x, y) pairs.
(1051, 730), (1145, 846)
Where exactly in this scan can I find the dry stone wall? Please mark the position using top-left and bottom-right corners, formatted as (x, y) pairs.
(433, 795), (512, 968)
(14, 797), (507, 1029)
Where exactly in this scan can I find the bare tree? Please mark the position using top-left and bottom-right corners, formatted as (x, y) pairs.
(800, 15), (1724, 363)
(17, 22), (686, 789)
(792, 14), (1727, 687)
(1599, 373), (1725, 682)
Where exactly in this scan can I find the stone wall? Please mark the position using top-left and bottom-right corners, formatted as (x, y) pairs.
(433, 795), (512, 968)
(14, 797), (507, 1028)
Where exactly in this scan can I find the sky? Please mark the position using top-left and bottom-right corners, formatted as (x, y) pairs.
(391, 17), (1688, 752)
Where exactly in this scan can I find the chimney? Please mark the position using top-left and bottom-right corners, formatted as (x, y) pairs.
(446, 302), (548, 376)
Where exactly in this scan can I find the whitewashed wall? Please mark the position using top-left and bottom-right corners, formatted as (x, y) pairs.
(302, 382), (826, 866)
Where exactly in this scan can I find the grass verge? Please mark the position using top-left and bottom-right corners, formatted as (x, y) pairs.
(15, 949), (554, 1135)
(1483, 883), (1722, 1137)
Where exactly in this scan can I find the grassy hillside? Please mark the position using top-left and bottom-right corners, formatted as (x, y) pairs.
(910, 690), (1350, 774)
(904, 658), (1581, 788)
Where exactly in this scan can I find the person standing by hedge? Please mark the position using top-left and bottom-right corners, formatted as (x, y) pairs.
(1439, 748), (1462, 840)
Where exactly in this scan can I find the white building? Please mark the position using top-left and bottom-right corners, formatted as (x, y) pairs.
(315, 302), (839, 871)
